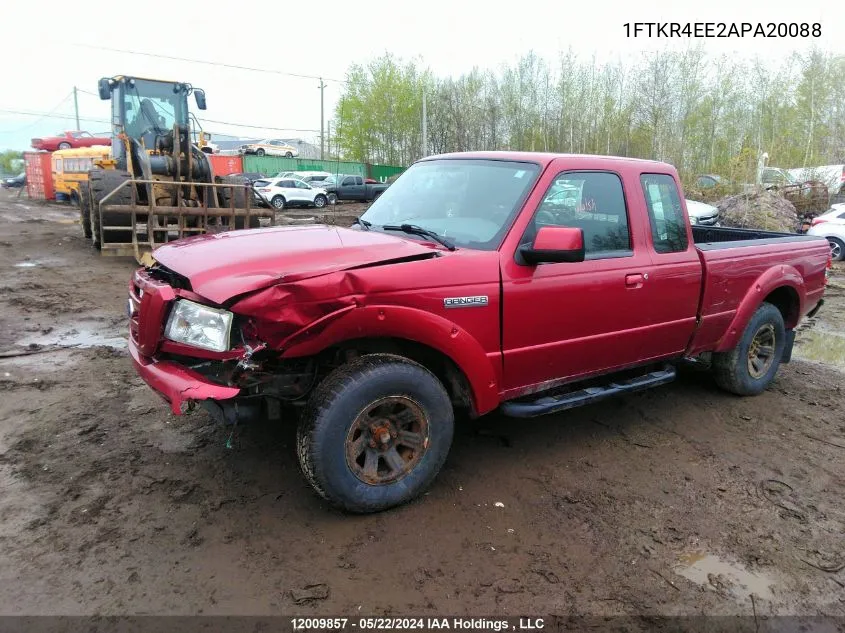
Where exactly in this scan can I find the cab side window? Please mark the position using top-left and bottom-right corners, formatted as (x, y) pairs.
(641, 174), (689, 254)
(530, 171), (631, 258)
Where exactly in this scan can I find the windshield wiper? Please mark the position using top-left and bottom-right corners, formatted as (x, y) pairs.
(353, 217), (371, 230)
(381, 223), (455, 251)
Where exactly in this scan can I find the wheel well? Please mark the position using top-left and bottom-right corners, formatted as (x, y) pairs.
(764, 286), (800, 329)
(327, 337), (476, 417)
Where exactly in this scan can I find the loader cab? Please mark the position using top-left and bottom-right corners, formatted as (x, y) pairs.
(97, 76), (207, 170)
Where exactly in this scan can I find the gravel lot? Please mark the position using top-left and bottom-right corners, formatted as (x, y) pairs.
(0, 189), (843, 620)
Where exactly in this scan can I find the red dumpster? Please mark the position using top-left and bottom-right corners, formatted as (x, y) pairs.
(23, 151), (54, 200)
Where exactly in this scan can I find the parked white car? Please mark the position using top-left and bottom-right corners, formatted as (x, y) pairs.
(685, 199), (720, 226)
(238, 139), (299, 158)
(276, 171), (333, 185)
(807, 204), (845, 261)
(253, 177), (329, 210)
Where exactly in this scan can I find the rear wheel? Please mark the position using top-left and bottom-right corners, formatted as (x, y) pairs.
(297, 354), (454, 513)
(713, 302), (786, 396)
(78, 181), (92, 239)
(285, 151), (293, 158)
(271, 195), (285, 210)
(88, 169), (134, 248)
(828, 237), (844, 262)
(57, 142), (71, 150)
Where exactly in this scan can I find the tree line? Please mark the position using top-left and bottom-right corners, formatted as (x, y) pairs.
(331, 49), (845, 185)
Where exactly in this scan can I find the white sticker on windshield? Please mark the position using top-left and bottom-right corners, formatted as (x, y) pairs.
(514, 170), (526, 179)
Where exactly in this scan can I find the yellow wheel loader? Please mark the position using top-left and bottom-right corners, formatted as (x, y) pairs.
(81, 75), (273, 265)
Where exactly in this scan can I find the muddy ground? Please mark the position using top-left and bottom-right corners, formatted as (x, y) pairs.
(0, 189), (843, 620)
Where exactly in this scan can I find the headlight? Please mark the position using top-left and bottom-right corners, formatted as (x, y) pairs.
(164, 299), (233, 352)
(689, 215), (698, 225)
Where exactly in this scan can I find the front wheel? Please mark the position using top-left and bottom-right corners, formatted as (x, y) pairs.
(828, 237), (844, 262)
(57, 142), (71, 150)
(712, 302), (786, 396)
(313, 194), (327, 208)
(327, 192), (338, 205)
(256, 148), (265, 157)
(285, 152), (293, 158)
(296, 354), (454, 513)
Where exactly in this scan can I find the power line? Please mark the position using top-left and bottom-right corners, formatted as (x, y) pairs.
(78, 81), (324, 135)
(197, 117), (320, 134)
(0, 108), (110, 127)
(73, 44), (347, 84)
(0, 93), (76, 134)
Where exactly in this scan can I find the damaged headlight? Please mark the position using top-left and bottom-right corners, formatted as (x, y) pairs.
(164, 299), (233, 352)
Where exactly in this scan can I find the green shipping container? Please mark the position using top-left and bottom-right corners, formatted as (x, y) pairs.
(368, 164), (406, 182)
(243, 155), (368, 177)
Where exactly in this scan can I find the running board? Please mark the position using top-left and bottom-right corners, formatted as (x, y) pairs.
(500, 365), (677, 419)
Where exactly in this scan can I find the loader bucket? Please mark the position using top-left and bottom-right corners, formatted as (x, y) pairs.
(95, 179), (275, 264)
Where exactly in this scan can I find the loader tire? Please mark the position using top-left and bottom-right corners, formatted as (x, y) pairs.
(712, 302), (786, 396)
(218, 175), (261, 229)
(89, 169), (134, 249)
(78, 180), (92, 239)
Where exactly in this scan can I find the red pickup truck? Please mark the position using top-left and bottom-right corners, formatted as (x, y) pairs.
(127, 152), (830, 513)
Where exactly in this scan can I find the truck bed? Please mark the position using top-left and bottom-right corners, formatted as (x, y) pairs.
(687, 225), (829, 356)
(692, 225), (821, 249)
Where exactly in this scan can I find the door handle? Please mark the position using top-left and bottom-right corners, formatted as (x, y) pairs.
(625, 273), (646, 288)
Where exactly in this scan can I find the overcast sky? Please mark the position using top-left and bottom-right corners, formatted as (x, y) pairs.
(1, 0), (840, 152)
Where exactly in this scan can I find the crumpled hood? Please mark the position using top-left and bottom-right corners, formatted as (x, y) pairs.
(151, 224), (436, 305)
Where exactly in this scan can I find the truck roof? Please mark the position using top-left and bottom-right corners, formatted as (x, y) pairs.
(420, 150), (673, 171)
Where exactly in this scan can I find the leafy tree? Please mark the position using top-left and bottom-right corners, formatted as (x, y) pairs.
(0, 150), (23, 175)
(332, 48), (845, 181)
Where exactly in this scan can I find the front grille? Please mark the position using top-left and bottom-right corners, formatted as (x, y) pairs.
(130, 269), (178, 356)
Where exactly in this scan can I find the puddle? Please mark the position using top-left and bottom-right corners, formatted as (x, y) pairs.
(18, 324), (127, 350)
(14, 262), (38, 268)
(674, 551), (775, 602)
(794, 329), (845, 372)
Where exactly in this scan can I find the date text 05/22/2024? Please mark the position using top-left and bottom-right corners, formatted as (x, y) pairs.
(290, 617), (545, 631)
(623, 22), (821, 38)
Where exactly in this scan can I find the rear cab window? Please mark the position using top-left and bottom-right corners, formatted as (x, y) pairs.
(641, 174), (689, 254)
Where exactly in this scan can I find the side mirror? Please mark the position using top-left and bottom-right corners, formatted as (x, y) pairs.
(194, 90), (207, 110)
(97, 78), (111, 100)
(519, 226), (585, 265)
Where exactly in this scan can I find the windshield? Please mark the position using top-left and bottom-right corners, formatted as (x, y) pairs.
(124, 79), (188, 140)
(360, 159), (540, 250)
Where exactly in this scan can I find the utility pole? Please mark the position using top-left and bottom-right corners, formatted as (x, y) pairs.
(73, 86), (80, 130)
(326, 121), (332, 159)
(421, 89), (427, 158)
(318, 78), (326, 160)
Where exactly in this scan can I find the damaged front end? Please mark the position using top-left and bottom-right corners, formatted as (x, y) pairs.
(128, 244), (441, 424)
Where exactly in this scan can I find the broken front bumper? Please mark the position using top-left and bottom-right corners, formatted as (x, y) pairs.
(128, 336), (241, 415)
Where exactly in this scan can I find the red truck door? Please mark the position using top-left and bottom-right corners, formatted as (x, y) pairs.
(635, 172), (702, 356)
(498, 164), (700, 396)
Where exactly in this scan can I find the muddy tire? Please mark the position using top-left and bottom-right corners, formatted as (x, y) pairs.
(89, 169), (134, 249)
(78, 181), (92, 239)
(713, 302), (786, 396)
(296, 354), (454, 513)
(218, 175), (260, 229)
